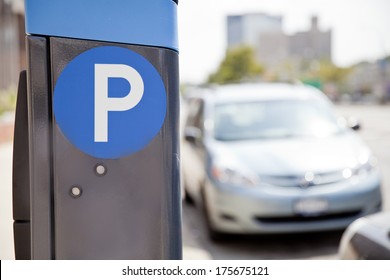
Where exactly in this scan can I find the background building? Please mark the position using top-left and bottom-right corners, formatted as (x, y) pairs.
(289, 16), (331, 62)
(227, 13), (283, 49)
(227, 13), (332, 68)
(346, 58), (390, 103)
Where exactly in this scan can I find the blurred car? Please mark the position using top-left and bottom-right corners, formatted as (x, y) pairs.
(182, 83), (382, 240)
(339, 211), (390, 259)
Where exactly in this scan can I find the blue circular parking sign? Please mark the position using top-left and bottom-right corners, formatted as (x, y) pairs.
(53, 46), (166, 159)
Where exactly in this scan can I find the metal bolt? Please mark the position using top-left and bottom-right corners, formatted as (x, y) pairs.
(95, 164), (107, 176)
(70, 186), (82, 198)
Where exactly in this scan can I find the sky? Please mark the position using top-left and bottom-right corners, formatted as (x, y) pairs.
(178, 0), (390, 84)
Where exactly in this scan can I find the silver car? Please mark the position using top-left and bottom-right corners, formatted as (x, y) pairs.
(182, 83), (382, 240)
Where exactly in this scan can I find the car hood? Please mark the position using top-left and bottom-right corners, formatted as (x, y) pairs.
(208, 132), (371, 175)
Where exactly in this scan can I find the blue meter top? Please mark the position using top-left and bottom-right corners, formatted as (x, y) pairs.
(24, 0), (178, 51)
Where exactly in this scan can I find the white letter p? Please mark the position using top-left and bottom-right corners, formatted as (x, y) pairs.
(94, 64), (144, 142)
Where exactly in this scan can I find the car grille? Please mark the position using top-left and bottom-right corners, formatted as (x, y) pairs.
(260, 170), (347, 188)
(254, 210), (362, 224)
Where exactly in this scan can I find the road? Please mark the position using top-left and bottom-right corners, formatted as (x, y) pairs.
(1, 104), (389, 260)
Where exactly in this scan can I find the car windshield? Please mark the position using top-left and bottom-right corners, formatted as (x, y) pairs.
(214, 99), (345, 141)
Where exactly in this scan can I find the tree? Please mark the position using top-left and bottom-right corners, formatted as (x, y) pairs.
(208, 46), (264, 84)
(316, 60), (351, 84)
(299, 59), (351, 95)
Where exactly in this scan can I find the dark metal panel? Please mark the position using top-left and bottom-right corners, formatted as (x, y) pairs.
(159, 50), (182, 259)
(50, 37), (181, 259)
(13, 222), (31, 260)
(13, 70), (30, 222)
(26, 36), (53, 259)
(13, 70), (31, 259)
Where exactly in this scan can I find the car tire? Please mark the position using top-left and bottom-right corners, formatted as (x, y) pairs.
(201, 188), (226, 241)
(182, 175), (195, 205)
(183, 187), (194, 205)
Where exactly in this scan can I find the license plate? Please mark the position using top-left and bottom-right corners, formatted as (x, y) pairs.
(294, 198), (329, 215)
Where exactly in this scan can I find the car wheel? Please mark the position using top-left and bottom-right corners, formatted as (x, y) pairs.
(201, 188), (225, 241)
(182, 175), (195, 205)
(183, 187), (194, 205)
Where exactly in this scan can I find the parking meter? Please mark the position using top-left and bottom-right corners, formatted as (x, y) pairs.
(13, 0), (181, 259)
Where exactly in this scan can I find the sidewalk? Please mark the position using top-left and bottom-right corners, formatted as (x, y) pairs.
(0, 112), (15, 259)
(0, 141), (15, 260)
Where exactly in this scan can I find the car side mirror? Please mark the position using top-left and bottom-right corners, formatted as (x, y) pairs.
(347, 117), (361, 131)
(184, 127), (202, 143)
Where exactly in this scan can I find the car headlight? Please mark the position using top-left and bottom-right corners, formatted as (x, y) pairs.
(356, 156), (378, 176)
(344, 156), (378, 179)
(211, 164), (259, 187)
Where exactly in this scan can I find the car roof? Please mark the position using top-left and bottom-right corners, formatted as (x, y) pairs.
(186, 83), (329, 104)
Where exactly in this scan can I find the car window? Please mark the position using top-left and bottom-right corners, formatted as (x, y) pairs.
(214, 99), (345, 141)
